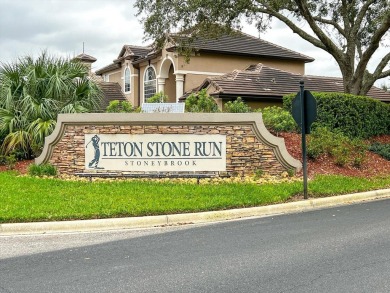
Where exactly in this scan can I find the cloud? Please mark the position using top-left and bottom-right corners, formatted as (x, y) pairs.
(0, 0), (388, 87)
(0, 0), (145, 69)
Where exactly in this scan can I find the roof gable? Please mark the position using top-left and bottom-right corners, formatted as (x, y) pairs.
(117, 45), (153, 59)
(96, 45), (153, 74)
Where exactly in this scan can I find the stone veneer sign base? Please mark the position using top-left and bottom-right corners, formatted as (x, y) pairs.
(36, 113), (302, 177)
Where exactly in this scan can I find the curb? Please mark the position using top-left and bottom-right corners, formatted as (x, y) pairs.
(1, 188), (390, 235)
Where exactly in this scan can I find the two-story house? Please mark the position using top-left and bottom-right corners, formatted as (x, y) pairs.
(95, 31), (314, 107)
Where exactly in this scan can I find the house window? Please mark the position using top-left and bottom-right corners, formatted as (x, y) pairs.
(124, 67), (131, 92)
(144, 66), (156, 101)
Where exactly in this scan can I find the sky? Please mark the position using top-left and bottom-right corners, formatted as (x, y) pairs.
(0, 0), (388, 87)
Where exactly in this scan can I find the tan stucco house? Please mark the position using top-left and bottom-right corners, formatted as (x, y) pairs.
(95, 32), (314, 107)
(95, 31), (390, 109)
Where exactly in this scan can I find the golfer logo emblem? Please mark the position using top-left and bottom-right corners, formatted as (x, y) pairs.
(86, 135), (104, 169)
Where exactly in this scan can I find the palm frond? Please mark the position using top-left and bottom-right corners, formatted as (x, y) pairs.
(0, 51), (103, 156)
(28, 118), (56, 147)
(1, 130), (31, 155)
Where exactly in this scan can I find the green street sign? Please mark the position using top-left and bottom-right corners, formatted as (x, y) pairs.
(292, 90), (317, 134)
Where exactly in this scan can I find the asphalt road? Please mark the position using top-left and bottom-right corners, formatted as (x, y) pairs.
(1, 199), (390, 293)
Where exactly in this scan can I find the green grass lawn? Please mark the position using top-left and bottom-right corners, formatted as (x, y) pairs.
(1, 172), (390, 223)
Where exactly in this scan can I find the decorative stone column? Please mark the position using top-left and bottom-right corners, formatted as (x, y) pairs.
(175, 74), (185, 103)
(157, 77), (166, 93)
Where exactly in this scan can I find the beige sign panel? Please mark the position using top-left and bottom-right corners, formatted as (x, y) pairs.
(85, 134), (226, 172)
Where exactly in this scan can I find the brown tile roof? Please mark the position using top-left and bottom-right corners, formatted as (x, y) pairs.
(167, 32), (314, 63)
(124, 45), (153, 58)
(74, 53), (97, 63)
(116, 45), (153, 62)
(98, 30), (315, 74)
(200, 64), (390, 103)
(95, 62), (121, 75)
(96, 45), (153, 74)
(98, 82), (127, 110)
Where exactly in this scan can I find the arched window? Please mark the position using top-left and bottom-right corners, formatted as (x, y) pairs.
(144, 66), (156, 101)
(124, 67), (131, 92)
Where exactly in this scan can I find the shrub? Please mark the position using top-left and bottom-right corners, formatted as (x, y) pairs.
(253, 168), (264, 179)
(0, 153), (19, 169)
(332, 144), (350, 167)
(287, 168), (295, 177)
(350, 139), (368, 168)
(369, 143), (390, 161)
(306, 127), (340, 159)
(106, 100), (134, 113)
(223, 97), (252, 113)
(185, 89), (219, 113)
(307, 127), (368, 167)
(146, 92), (168, 103)
(259, 106), (298, 134)
(28, 163), (58, 177)
(283, 92), (390, 138)
(5, 154), (17, 170)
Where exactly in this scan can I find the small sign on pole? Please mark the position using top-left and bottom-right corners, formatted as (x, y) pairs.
(292, 86), (317, 134)
(292, 81), (317, 199)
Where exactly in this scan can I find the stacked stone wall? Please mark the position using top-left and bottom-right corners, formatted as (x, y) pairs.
(37, 113), (301, 177)
(50, 124), (286, 176)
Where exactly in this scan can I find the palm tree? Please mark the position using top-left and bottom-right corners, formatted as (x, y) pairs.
(0, 51), (102, 158)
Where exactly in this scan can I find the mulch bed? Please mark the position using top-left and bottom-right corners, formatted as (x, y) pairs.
(0, 160), (34, 174)
(280, 132), (390, 178)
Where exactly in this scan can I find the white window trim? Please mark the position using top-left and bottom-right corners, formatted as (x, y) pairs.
(124, 67), (131, 93)
(143, 65), (157, 102)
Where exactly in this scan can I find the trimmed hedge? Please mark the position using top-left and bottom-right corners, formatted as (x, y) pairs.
(283, 92), (390, 138)
(258, 106), (298, 134)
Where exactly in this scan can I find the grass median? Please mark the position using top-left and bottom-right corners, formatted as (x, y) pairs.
(1, 172), (390, 223)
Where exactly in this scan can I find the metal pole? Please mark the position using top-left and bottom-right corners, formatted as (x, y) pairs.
(300, 80), (308, 199)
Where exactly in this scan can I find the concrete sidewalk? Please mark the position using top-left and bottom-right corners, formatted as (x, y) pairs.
(1, 188), (390, 235)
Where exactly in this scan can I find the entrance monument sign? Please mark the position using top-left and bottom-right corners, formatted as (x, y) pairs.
(84, 134), (226, 172)
(36, 113), (301, 177)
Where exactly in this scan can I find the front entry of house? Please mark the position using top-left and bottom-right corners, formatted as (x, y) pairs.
(158, 57), (184, 103)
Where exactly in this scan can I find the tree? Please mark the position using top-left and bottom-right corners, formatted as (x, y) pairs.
(146, 91), (169, 103)
(106, 100), (135, 113)
(135, 0), (390, 96)
(223, 97), (252, 113)
(0, 52), (102, 157)
(185, 89), (219, 112)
